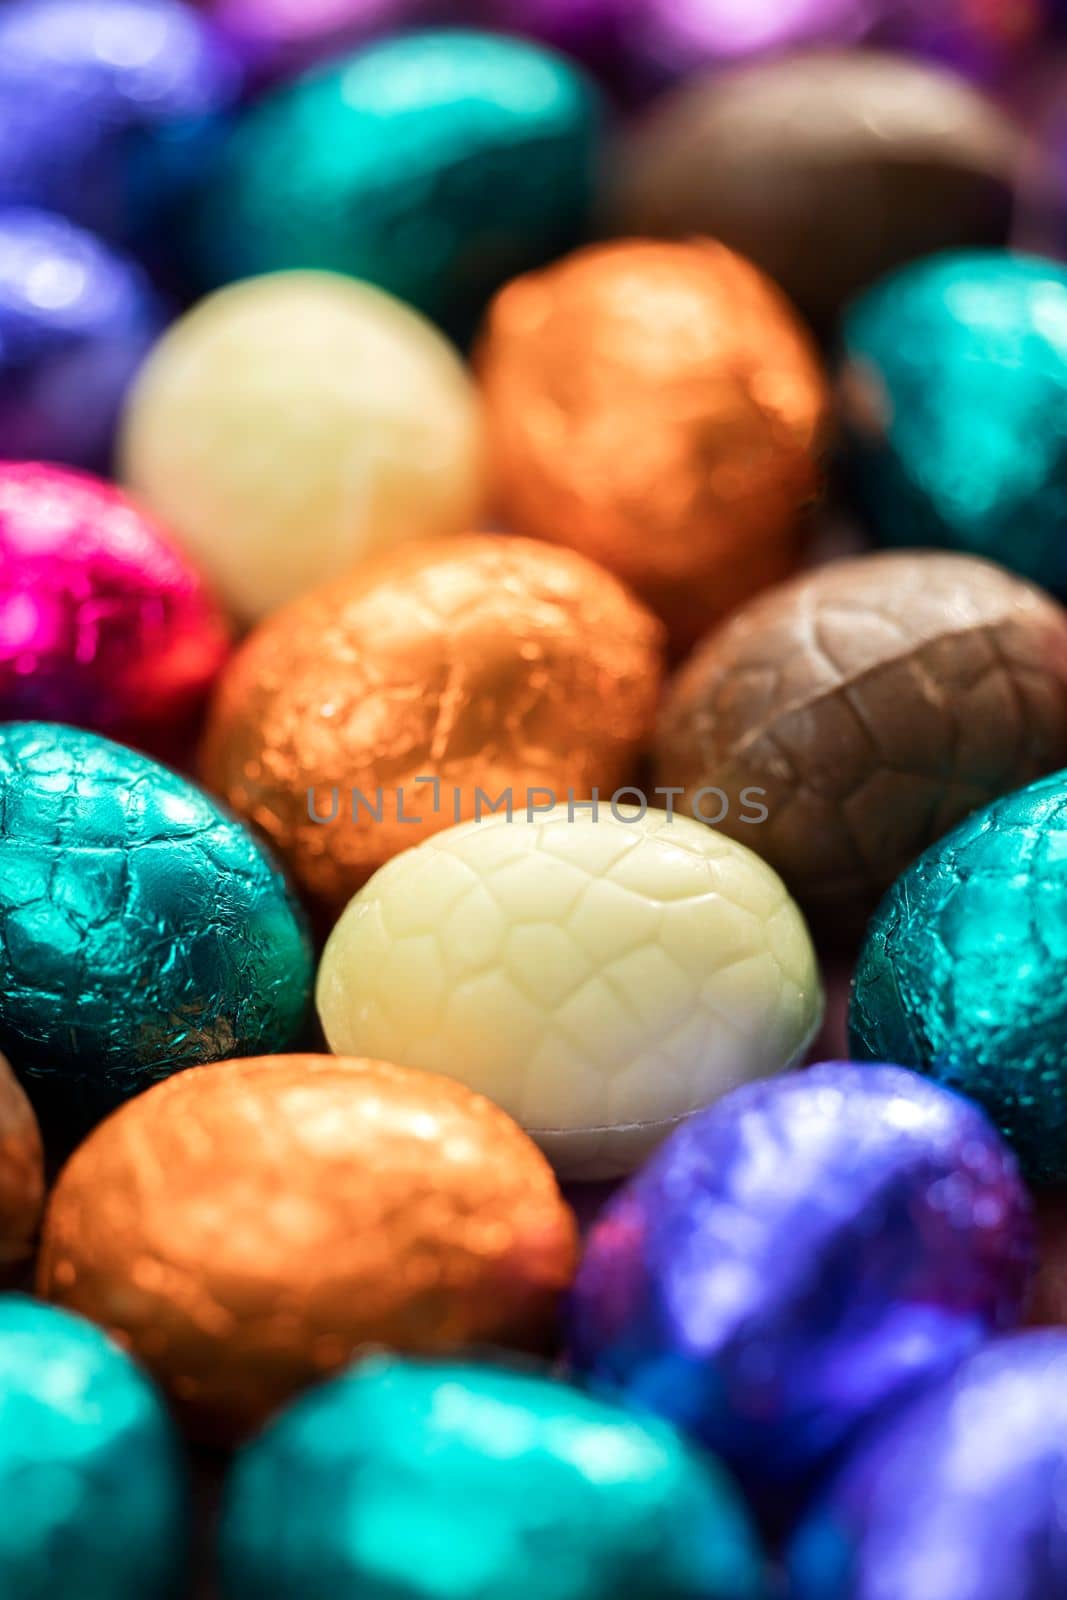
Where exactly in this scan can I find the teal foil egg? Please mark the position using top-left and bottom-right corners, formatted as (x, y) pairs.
(0, 722), (312, 1134)
(850, 769), (1067, 1184)
(192, 29), (603, 336)
(0, 1295), (185, 1600)
(220, 1356), (766, 1600)
(841, 251), (1067, 595)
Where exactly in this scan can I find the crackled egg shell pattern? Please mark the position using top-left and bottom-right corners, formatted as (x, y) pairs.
(317, 808), (822, 1178)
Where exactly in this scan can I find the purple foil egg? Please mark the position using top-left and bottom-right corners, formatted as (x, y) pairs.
(871, 0), (1048, 84)
(567, 1063), (1033, 1496)
(788, 1331), (1067, 1599)
(0, 209), (166, 470)
(209, 0), (440, 81)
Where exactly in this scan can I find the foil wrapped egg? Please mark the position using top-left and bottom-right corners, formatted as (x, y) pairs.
(841, 251), (1067, 594)
(850, 769), (1067, 1185)
(209, 0), (438, 80)
(317, 807), (822, 1179)
(0, 1295), (185, 1600)
(220, 1355), (767, 1600)
(0, 1054), (43, 1276)
(120, 271), (487, 625)
(479, 239), (830, 651)
(615, 52), (1022, 331)
(38, 1055), (578, 1443)
(873, 0), (1048, 83)
(199, 534), (665, 915)
(567, 1062), (1033, 1496)
(788, 1332), (1067, 1600)
(656, 551), (1067, 936)
(0, 722), (313, 1137)
(0, 463), (230, 750)
(191, 29), (603, 336)
(0, 208), (166, 469)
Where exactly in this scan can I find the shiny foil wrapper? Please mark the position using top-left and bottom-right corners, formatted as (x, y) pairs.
(0, 463), (230, 749)
(567, 1063), (1033, 1497)
(656, 551), (1067, 935)
(788, 1332), (1067, 1600)
(0, 209), (166, 470)
(850, 770), (1067, 1185)
(199, 535), (665, 916)
(210, 0), (438, 79)
(0, 1054), (43, 1275)
(38, 1055), (579, 1443)
(479, 240), (830, 652)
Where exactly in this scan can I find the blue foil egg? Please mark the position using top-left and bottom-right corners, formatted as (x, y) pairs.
(220, 1355), (768, 1600)
(0, 208), (166, 469)
(567, 1062), (1032, 1499)
(0, 1294), (185, 1600)
(841, 251), (1067, 595)
(788, 1331), (1067, 1600)
(191, 29), (603, 335)
(0, 722), (313, 1136)
(851, 769), (1067, 1184)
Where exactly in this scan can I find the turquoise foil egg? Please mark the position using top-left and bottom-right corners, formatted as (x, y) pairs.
(840, 251), (1067, 595)
(0, 1295), (185, 1600)
(850, 769), (1067, 1184)
(220, 1356), (767, 1600)
(191, 29), (603, 336)
(0, 722), (312, 1135)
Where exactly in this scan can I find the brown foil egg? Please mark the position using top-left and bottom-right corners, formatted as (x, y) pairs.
(478, 239), (831, 651)
(0, 1053), (44, 1275)
(199, 534), (664, 913)
(37, 1055), (578, 1442)
(656, 551), (1067, 935)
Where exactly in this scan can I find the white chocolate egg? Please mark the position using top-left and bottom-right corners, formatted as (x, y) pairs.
(317, 807), (822, 1178)
(120, 271), (487, 624)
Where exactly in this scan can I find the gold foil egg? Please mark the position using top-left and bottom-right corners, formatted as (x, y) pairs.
(0, 1053), (43, 1275)
(37, 1055), (578, 1443)
(199, 534), (665, 914)
(478, 239), (831, 650)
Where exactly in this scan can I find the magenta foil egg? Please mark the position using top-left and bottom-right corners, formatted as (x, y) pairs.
(0, 462), (230, 751)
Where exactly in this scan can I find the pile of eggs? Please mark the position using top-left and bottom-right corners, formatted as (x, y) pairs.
(5, 1), (1067, 1597)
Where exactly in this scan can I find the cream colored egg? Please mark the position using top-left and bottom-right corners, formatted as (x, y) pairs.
(120, 271), (487, 623)
(317, 807), (823, 1179)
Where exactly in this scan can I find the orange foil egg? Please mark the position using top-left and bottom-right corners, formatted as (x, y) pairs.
(0, 1053), (44, 1275)
(479, 239), (831, 650)
(199, 534), (664, 914)
(37, 1055), (578, 1443)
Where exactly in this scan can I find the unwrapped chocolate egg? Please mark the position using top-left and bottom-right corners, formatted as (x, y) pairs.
(121, 271), (486, 624)
(615, 52), (1022, 330)
(850, 770), (1067, 1184)
(317, 807), (822, 1179)
(0, 1054), (43, 1275)
(479, 239), (830, 650)
(0, 463), (230, 748)
(568, 1063), (1032, 1494)
(38, 1055), (578, 1442)
(656, 551), (1067, 935)
(220, 1355), (766, 1600)
(788, 1332), (1067, 1600)
(0, 722), (312, 1135)
(199, 535), (664, 914)
(841, 251), (1067, 594)
(0, 1295), (185, 1600)
(191, 29), (602, 335)
(0, 208), (166, 469)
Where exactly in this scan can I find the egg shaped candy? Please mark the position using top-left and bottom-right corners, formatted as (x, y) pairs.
(0, 464), (230, 747)
(0, 209), (166, 469)
(479, 239), (830, 651)
(788, 1333), (1067, 1600)
(0, 722), (313, 1135)
(317, 807), (822, 1179)
(121, 271), (486, 624)
(210, 0), (437, 80)
(850, 769), (1067, 1184)
(568, 1063), (1033, 1493)
(199, 535), (664, 914)
(191, 30), (602, 336)
(0, 1054), (43, 1275)
(0, 1295), (185, 1600)
(656, 551), (1067, 935)
(220, 1356), (767, 1600)
(841, 251), (1067, 594)
(38, 1055), (578, 1442)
